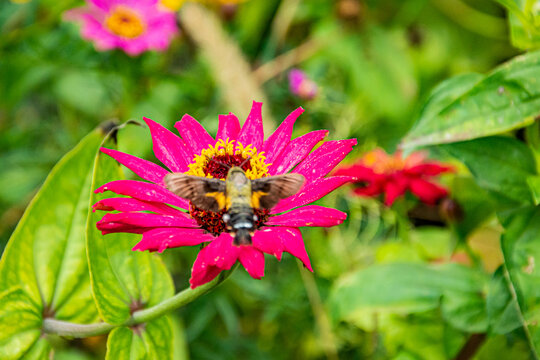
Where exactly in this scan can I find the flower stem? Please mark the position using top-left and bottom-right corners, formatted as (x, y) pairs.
(43, 267), (236, 338)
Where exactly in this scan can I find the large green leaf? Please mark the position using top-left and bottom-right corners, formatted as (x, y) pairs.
(0, 129), (105, 359)
(401, 51), (540, 149)
(498, 206), (540, 355)
(329, 263), (488, 333)
(439, 136), (537, 205)
(106, 316), (173, 360)
(86, 137), (174, 325)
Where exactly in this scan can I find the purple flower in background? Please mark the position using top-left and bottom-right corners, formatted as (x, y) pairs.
(288, 69), (318, 100)
(64, 0), (178, 56)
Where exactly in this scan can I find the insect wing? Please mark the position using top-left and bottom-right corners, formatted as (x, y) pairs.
(164, 173), (226, 212)
(251, 173), (305, 209)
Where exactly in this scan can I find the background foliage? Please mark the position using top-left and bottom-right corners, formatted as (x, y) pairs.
(2, 0), (540, 359)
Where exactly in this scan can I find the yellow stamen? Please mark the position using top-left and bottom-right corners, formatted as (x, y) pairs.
(105, 6), (146, 39)
(186, 138), (270, 180)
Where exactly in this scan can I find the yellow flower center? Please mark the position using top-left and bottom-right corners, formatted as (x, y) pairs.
(362, 150), (405, 174)
(187, 138), (270, 180)
(105, 6), (146, 39)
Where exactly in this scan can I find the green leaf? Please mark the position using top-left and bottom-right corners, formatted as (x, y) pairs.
(106, 316), (173, 360)
(0, 129), (105, 358)
(439, 136), (536, 205)
(527, 175), (540, 205)
(498, 206), (540, 354)
(494, 0), (540, 50)
(329, 263), (488, 332)
(401, 51), (540, 149)
(86, 136), (174, 325)
(0, 288), (42, 360)
(20, 338), (52, 360)
(486, 267), (523, 335)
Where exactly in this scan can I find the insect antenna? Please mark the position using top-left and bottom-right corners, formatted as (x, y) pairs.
(239, 156), (252, 169)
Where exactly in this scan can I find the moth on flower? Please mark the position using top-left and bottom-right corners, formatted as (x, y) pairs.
(94, 101), (356, 288)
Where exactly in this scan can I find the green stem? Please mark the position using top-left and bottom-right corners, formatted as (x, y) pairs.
(42, 266), (236, 338)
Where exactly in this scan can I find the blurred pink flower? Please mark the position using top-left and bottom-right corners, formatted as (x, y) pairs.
(288, 69), (318, 100)
(94, 101), (356, 288)
(335, 148), (453, 206)
(64, 0), (178, 56)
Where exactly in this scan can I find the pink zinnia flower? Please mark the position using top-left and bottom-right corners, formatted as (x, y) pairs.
(288, 69), (318, 100)
(94, 101), (356, 288)
(64, 0), (178, 56)
(334, 148), (453, 206)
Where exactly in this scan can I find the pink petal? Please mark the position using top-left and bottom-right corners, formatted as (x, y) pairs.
(238, 246), (265, 279)
(262, 107), (304, 164)
(266, 205), (347, 227)
(272, 176), (354, 213)
(97, 212), (197, 235)
(100, 147), (168, 185)
(93, 197), (183, 216)
(133, 228), (213, 253)
(279, 227), (312, 271)
(95, 179), (189, 209)
(216, 113), (241, 142)
(190, 233), (239, 288)
(269, 130), (328, 175)
(294, 139), (357, 182)
(238, 101), (264, 149)
(143, 117), (191, 173)
(174, 114), (214, 156)
(252, 227), (284, 260)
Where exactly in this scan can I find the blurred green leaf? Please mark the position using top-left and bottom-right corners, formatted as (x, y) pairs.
(54, 70), (114, 116)
(401, 51), (540, 149)
(495, 0), (540, 49)
(486, 267), (523, 334)
(86, 134), (174, 325)
(439, 136), (536, 205)
(0, 128), (104, 358)
(329, 263), (487, 331)
(106, 316), (173, 360)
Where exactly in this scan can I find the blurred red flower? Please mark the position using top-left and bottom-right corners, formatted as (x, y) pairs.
(335, 148), (453, 206)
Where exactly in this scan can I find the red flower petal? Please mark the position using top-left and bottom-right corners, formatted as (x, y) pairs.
(133, 228), (213, 253)
(279, 227), (312, 271)
(216, 113), (241, 141)
(405, 163), (454, 177)
(262, 106), (304, 164)
(95, 179), (189, 209)
(294, 138), (357, 182)
(266, 205), (347, 227)
(409, 178), (448, 205)
(384, 176), (409, 205)
(238, 101), (264, 150)
(100, 147), (168, 185)
(269, 130), (328, 175)
(97, 212), (197, 235)
(238, 246), (265, 279)
(143, 117), (191, 173)
(175, 114), (215, 156)
(190, 233), (239, 288)
(252, 227), (284, 260)
(93, 197), (183, 216)
(272, 176), (354, 213)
